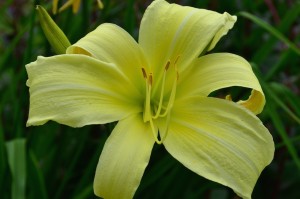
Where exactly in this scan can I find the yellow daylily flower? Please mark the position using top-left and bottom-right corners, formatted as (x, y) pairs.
(26, 0), (274, 199)
(53, 0), (103, 14)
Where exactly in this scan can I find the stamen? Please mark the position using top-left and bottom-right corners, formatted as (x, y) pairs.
(143, 69), (152, 122)
(174, 55), (180, 80)
(152, 69), (167, 119)
(149, 118), (163, 144)
(143, 56), (180, 144)
(150, 111), (171, 144)
(159, 73), (177, 118)
(152, 60), (172, 119)
(174, 55), (181, 65)
(165, 60), (171, 71)
(154, 58), (179, 118)
(158, 112), (171, 144)
(148, 73), (153, 86)
(141, 68), (147, 79)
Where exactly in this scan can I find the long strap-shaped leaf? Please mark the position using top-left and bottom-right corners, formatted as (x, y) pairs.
(238, 11), (300, 56)
(265, 101), (300, 170)
(6, 139), (26, 199)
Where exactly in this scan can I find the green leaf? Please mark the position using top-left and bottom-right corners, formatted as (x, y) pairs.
(265, 101), (300, 170)
(265, 50), (291, 80)
(0, 118), (6, 194)
(269, 82), (300, 119)
(0, 27), (28, 71)
(238, 11), (300, 56)
(27, 150), (48, 199)
(266, 84), (300, 125)
(6, 138), (27, 199)
(73, 185), (93, 199)
(250, 3), (300, 64)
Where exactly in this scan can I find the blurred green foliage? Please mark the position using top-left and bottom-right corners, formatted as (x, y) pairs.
(0, 0), (300, 198)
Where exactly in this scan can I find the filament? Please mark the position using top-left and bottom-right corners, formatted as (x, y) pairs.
(141, 56), (180, 144)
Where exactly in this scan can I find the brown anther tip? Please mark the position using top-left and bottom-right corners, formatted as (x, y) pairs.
(165, 60), (171, 71)
(141, 68), (147, 78)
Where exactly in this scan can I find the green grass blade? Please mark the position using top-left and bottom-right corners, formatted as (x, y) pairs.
(54, 131), (88, 199)
(276, 135), (300, 149)
(0, 26), (28, 71)
(266, 85), (300, 125)
(72, 134), (107, 197)
(265, 101), (300, 170)
(73, 185), (93, 199)
(137, 151), (175, 193)
(238, 11), (300, 56)
(252, 64), (300, 170)
(250, 3), (300, 64)
(0, 117), (7, 194)
(125, 0), (136, 35)
(6, 138), (27, 199)
(269, 82), (300, 118)
(28, 150), (48, 199)
(265, 50), (291, 80)
(252, 64), (300, 125)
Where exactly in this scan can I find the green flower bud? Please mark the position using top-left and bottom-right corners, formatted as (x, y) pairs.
(36, 5), (71, 54)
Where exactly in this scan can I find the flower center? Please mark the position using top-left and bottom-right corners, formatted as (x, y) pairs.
(141, 58), (179, 144)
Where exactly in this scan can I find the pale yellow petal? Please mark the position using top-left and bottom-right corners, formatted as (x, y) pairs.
(207, 12), (237, 51)
(177, 53), (265, 114)
(139, 0), (236, 79)
(26, 54), (142, 127)
(94, 114), (154, 199)
(163, 97), (274, 199)
(67, 23), (147, 93)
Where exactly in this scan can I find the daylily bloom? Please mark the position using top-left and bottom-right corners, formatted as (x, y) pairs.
(26, 0), (274, 198)
(52, 0), (103, 14)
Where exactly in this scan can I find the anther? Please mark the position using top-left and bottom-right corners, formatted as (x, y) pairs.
(148, 73), (153, 86)
(165, 60), (171, 71)
(141, 68), (147, 79)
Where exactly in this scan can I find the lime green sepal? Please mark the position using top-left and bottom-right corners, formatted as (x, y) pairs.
(36, 5), (71, 54)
